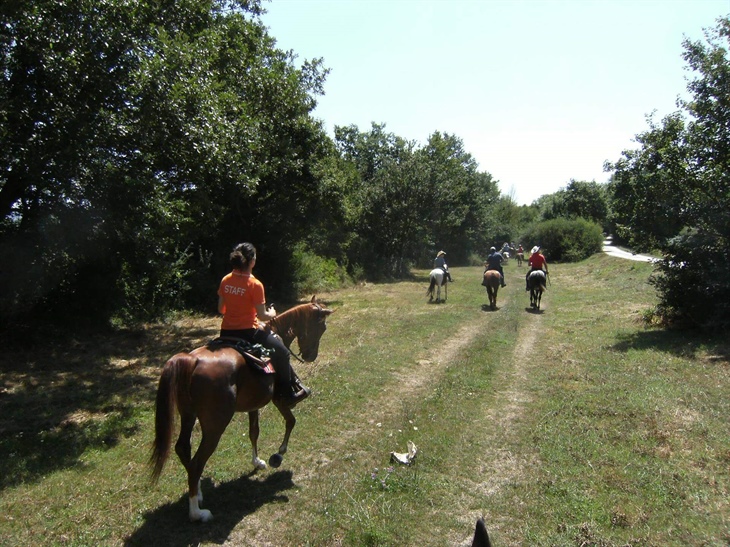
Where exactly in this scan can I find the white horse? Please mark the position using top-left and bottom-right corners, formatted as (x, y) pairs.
(426, 268), (448, 303)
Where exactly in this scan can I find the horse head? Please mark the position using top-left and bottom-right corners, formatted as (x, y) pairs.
(298, 296), (334, 361)
(269, 295), (334, 362)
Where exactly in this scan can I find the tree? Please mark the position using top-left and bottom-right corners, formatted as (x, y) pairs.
(0, 0), (330, 325)
(607, 16), (730, 329)
(334, 126), (500, 277)
(562, 180), (609, 229)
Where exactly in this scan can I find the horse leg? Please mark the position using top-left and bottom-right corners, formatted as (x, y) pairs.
(268, 402), (297, 468)
(175, 412), (196, 467)
(186, 401), (235, 522)
(248, 411), (267, 470)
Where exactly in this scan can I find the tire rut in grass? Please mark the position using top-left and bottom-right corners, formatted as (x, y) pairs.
(460, 309), (543, 539)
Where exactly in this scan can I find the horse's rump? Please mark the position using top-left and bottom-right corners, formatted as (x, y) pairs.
(528, 270), (547, 289)
(429, 268), (445, 281)
(482, 269), (500, 287)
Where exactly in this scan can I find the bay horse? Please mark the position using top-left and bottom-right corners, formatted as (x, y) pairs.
(149, 296), (333, 522)
(482, 269), (501, 310)
(528, 270), (547, 310)
(516, 250), (524, 267)
(426, 268), (448, 303)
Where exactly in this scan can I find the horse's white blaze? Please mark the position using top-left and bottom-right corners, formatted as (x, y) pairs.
(189, 496), (213, 522)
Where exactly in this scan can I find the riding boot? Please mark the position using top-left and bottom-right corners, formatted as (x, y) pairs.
(274, 369), (311, 409)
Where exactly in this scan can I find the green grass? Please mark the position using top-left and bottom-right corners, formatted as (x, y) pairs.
(0, 256), (728, 546)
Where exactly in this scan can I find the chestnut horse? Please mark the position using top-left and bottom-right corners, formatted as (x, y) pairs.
(150, 296), (333, 522)
(528, 270), (547, 310)
(482, 270), (501, 310)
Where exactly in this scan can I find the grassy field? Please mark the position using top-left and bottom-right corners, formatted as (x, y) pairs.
(1, 254), (728, 546)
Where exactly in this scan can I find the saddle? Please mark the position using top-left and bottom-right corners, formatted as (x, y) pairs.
(206, 337), (275, 374)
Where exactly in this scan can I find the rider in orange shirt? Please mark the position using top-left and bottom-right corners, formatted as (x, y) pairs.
(218, 242), (310, 408)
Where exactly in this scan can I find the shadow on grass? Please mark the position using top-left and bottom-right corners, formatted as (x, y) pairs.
(480, 304), (499, 312)
(611, 329), (730, 362)
(125, 471), (295, 546)
(0, 321), (219, 491)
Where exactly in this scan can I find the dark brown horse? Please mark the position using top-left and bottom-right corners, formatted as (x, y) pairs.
(482, 270), (501, 310)
(528, 270), (547, 310)
(150, 296), (333, 522)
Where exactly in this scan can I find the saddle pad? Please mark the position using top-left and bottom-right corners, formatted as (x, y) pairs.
(207, 337), (275, 374)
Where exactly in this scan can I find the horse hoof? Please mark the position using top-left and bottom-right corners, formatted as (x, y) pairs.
(269, 453), (283, 468)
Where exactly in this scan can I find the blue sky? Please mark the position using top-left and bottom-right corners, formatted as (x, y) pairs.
(262, 0), (730, 205)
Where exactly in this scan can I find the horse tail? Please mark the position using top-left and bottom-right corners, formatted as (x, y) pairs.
(426, 277), (435, 296)
(150, 353), (197, 483)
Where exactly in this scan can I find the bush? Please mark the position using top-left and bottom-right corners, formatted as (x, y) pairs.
(290, 243), (352, 297)
(520, 217), (603, 262)
(648, 231), (730, 330)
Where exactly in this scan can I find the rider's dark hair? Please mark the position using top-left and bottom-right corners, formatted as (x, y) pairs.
(230, 242), (256, 270)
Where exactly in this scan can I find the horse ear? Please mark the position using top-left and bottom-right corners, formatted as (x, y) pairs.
(472, 518), (492, 547)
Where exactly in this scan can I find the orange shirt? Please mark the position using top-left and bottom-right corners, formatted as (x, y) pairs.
(217, 271), (265, 330)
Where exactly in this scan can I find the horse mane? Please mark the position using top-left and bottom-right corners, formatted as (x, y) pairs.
(268, 303), (305, 341)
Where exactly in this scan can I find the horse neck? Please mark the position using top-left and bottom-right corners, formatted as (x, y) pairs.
(269, 305), (305, 348)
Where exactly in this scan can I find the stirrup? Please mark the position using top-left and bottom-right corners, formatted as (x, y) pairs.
(276, 386), (311, 409)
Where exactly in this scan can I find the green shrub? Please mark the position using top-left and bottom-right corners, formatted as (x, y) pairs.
(290, 243), (352, 297)
(520, 217), (603, 262)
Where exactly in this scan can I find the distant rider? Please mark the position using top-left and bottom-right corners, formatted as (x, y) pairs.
(434, 250), (453, 282)
(485, 246), (506, 287)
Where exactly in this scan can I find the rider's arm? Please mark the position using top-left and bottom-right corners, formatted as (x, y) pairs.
(217, 295), (225, 314)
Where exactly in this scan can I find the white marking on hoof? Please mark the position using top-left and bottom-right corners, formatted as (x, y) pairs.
(197, 480), (203, 503)
(189, 496), (213, 522)
(252, 456), (267, 470)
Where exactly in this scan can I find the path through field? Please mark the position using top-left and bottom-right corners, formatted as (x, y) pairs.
(226, 283), (544, 545)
